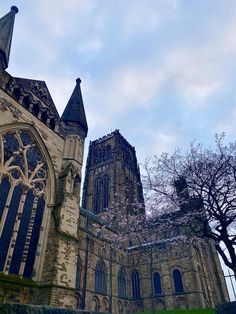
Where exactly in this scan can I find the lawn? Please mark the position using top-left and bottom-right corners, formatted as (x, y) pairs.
(132, 309), (214, 314)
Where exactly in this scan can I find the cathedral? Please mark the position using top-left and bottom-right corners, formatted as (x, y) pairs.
(0, 7), (229, 313)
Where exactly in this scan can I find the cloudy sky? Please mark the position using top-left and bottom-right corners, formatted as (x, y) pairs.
(2, 0), (236, 164)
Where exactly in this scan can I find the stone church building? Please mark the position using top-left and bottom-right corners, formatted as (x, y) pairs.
(0, 7), (229, 313)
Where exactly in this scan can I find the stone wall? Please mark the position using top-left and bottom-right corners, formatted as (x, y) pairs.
(0, 303), (105, 314)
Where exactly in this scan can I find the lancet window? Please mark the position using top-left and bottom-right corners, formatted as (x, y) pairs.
(118, 267), (127, 298)
(153, 272), (162, 294)
(0, 129), (48, 278)
(95, 258), (107, 294)
(94, 175), (109, 213)
(132, 270), (141, 299)
(173, 269), (184, 293)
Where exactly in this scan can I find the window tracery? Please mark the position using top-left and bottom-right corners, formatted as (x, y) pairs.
(0, 129), (48, 278)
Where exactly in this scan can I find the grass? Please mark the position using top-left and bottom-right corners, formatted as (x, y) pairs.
(133, 309), (214, 314)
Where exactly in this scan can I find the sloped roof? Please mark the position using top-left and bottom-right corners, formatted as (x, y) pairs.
(13, 77), (60, 118)
(0, 6), (18, 71)
(61, 78), (88, 136)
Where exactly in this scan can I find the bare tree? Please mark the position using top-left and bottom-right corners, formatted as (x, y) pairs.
(142, 135), (236, 277)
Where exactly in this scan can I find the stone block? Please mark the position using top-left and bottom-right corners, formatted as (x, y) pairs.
(0, 303), (106, 314)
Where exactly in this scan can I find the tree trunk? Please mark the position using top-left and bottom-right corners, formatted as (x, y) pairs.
(215, 241), (236, 279)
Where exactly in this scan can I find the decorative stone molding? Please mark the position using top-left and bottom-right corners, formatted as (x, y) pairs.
(0, 95), (21, 118)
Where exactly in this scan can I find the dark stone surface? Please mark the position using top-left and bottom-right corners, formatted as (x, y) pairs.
(0, 303), (105, 314)
(215, 301), (236, 314)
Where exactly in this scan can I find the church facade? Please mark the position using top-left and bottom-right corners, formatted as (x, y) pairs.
(0, 7), (229, 313)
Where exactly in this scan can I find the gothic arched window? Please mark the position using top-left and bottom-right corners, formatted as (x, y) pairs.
(103, 175), (109, 209)
(94, 178), (101, 213)
(0, 128), (49, 278)
(153, 272), (162, 295)
(95, 259), (107, 294)
(118, 267), (127, 298)
(132, 270), (141, 299)
(94, 175), (109, 213)
(173, 269), (184, 293)
(105, 145), (112, 161)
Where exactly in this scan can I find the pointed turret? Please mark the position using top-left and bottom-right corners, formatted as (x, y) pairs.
(61, 78), (88, 137)
(0, 6), (18, 72)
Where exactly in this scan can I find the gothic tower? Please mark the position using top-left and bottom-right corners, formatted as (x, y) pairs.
(82, 130), (144, 215)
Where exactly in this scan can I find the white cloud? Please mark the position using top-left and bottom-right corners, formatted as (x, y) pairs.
(164, 48), (224, 106)
(152, 131), (178, 155)
(120, 0), (180, 38)
(105, 67), (164, 110)
(37, 0), (96, 37)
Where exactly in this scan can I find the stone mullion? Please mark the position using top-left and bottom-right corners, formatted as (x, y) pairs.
(0, 133), (3, 168)
(0, 181), (15, 238)
(3, 188), (27, 273)
(19, 195), (38, 275)
(32, 200), (50, 281)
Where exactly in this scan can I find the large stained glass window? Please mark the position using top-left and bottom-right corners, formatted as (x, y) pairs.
(0, 129), (48, 278)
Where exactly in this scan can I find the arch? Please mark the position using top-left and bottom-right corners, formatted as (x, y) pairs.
(117, 300), (123, 314)
(41, 110), (48, 124)
(173, 268), (184, 293)
(75, 293), (82, 309)
(105, 144), (112, 160)
(49, 118), (56, 130)
(94, 177), (101, 213)
(132, 269), (141, 299)
(93, 174), (110, 213)
(118, 267), (127, 298)
(95, 258), (107, 294)
(0, 123), (55, 204)
(12, 87), (22, 101)
(176, 296), (187, 309)
(31, 103), (40, 118)
(153, 271), (162, 295)
(22, 95), (32, 110)
(155, 299), (165, 311)
(103, 175), (109, 209)
(123, 302), (129, 314)
(102, 297), (109, 312)
(93, 296), (100, 311)
(0, 123), (55, 280)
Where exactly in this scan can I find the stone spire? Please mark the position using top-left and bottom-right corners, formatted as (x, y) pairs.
(0, 6), (18, 72)
(61, 78), (88, 137)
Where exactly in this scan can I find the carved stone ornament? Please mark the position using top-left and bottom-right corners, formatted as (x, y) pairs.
(0, 95), (21, 118)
